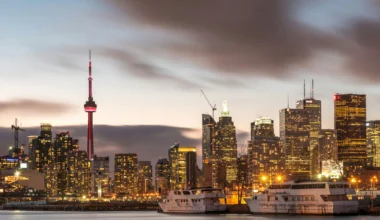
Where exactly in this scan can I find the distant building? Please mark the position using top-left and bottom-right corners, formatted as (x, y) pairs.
(202, 114), (216, 188)
(138, 161), (153, 194)
(214, 101), (237, 189)
(367, 121), (380, 168)
(155, 158), (170, 195)
(67, 149), (89, 196)
(237, 155), (249, 188)
(114, 153), (138, 195)
(91, 155), (110, 195)
(334, 94), (366, 175)
(249, 117), (284, 189)
(314, 129), (338, 178)
(29, 124), (53, 172)
(0, 156), (19, 169)
(168, 143), (197, 190)
(280, 108), (310, 178)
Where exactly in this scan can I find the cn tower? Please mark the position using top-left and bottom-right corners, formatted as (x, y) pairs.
(84, 50), (97, 160)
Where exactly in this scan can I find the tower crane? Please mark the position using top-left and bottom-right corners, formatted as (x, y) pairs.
(11, 118), (25, 149)
(201, 89), (217, 119)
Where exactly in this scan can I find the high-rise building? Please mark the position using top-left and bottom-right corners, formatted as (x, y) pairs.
(155, 158), (170, 195)
(202, 114), (216, 187)
(367, 121), (380, 168)
(214, 101), (237, 188)
(250, 117), (284, 189)
(237, 155), (249, 188)
(29, 124), (52, 173)
(138, 161), (153, 194)
(114, 153), (138, 195)
(67, 149), (90, 196)
(84, 51), (97, 160)
(91, 155), (110, 195)
(318, 129), (338, 161)
(280, 108), (310, 178)
(168, 143), (197, 190)
(334, 94), (366, 175)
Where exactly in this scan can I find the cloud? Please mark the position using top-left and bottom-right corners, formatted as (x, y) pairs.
(104, 0), (380, 82)
(0, 99), (72, 115)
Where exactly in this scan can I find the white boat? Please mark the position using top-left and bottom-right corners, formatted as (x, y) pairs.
(244, 181), (359, 215)
(159, 187), (227, 213)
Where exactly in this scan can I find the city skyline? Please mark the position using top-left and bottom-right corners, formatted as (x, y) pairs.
(1, 0), (380, 165)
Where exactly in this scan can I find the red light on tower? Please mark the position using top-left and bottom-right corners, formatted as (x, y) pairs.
(334, 95), (337, 101)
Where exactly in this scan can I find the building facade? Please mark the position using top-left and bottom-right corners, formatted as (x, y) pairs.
(91, 155), (110, 195)
(155, 158), (170, 195)
(114, 153), (138, 195)
(29, 124), (52, 172)
(367, 121), (380, 168)
(334, 94), (366, 175)
(280, 108), (310, 178)
(67, 149), (89, 196)
(168, 143), (197, 190)
(138, 161), (153, 194)
(202, 114), (216, 187)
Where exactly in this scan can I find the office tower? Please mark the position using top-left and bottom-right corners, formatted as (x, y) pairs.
(84, 51), (97, 160)
(67, 149), (90, 196)
(138, 161), (153, 194)
(155, 158), (170, 195)
(29, 124), (52, 172)
(202, 114), (216, 187)
(114, 153), (138, 195)
(91, 155), (110, 195)
(214, 101), (238, 188)
(334, 94), (366, 175)
(237, 155), (249, 187)
(318, 129), (338, 161)
(280, 108), (310, 178)
(168, 143), (197, 190)
(46, 132), (75, 197)
(250, 117), (284, 189)
(367, 121), (380, 168)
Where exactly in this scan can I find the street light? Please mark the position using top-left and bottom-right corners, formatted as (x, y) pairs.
(276, 176), (282, 182)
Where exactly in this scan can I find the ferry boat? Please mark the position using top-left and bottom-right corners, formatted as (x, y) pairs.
(159, 187), (227, 213)
(244, 181), (359, 215)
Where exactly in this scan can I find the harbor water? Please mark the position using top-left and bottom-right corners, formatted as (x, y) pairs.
(0, 211), (378, 220)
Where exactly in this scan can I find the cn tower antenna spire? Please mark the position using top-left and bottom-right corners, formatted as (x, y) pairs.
(88, 49), (93, 98)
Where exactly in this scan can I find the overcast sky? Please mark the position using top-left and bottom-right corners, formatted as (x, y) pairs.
(1, 0), (380, 166)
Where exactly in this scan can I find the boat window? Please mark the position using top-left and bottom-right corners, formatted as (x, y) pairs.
(268, 184), (291, 189)
(291, 184), (325, 189)
(297, 197), (301, 201)
(183, 191), (191, 195)
(311, 197), (315, 201)
(275, 197), (278, 201)
(254, 196), (257, 200)
(305, 197), (309, 201)
(174, 191), (182, 195)
(191, 191), (196, 194)
(283, 197), (288, 201)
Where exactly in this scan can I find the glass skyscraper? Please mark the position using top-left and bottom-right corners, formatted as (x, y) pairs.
(366, 120), (380, 168)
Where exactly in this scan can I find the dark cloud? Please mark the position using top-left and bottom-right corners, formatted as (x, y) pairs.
(104, 0), (380, 82)
(0, 99), (72, 115)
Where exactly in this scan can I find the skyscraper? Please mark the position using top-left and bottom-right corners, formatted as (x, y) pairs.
(114, 153), (138, 195)
(366, 121), (380, 168)
(29, 124), (52, 172)
(334, 94), (366, 175)
(67, 149), (89, 196)
(155, 158), (170, 195)
(91, 155), (110, 195)
(214, 101), (237, 188)
(202, 114), (216, 187)
(138, 161), (153, 194)
(250, 117), (284, 189)
(84, 51), (97, 160)
(280, 108), (310, 178)
(318, 129), (338, 161)
(168, 143), (197, 190)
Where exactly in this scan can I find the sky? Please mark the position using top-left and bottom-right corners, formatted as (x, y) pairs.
(1, 0), (380, 168)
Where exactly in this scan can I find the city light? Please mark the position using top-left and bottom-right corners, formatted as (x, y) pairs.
(261, 176), (267, 181)
(14, 171), (20, 177)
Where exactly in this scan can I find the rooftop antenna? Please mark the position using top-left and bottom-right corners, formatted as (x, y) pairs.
(312, 79), (314, 99)
(303, 79), (306, 100)
(287, 93), (290, 108)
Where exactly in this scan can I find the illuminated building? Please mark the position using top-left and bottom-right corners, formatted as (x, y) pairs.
(214, 101), (237, 188)
(168, 143), (197, 190)
(91, 155), (110, 195)
(334, 94), (366, 175)
(138, 161), (152, 194)
(250, 117), (284, 189)
(237, 155), (248, 187)
(155, 158), (170, 195)
(67, 149), (89, 196)
(0, 156), (19, 169)
(280, 108), (310, 178)
(367, 120), (380, 168)
(84, 51), (97, 160)
(202, 114), (216, 188)
(29, 124), (52, 173)
(318, 129), (338, 161)
(114, 153), (138, 195)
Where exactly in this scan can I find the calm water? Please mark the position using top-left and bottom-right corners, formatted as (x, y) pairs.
(0, 211), (377, 220)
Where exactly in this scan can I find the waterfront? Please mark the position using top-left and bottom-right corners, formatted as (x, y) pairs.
(0, 211), (378, 220)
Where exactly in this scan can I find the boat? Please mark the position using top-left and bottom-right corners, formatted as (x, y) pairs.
(244, 181), (359, 215)
(159, 187), (227, 213)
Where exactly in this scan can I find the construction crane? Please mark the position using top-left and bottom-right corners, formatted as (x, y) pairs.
(11, 118), (25, 149)
(201, 89), (217, 119)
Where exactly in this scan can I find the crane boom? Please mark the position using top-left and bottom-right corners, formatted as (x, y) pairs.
(200, 89), (217, 119)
